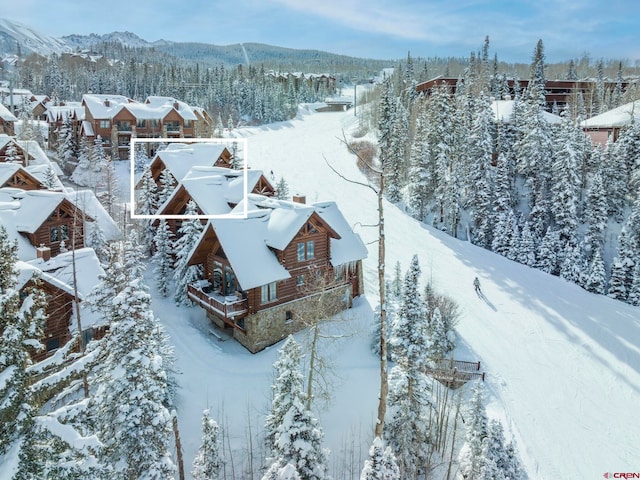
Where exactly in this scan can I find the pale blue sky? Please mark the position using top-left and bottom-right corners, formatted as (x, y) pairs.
(4, 0), (639, 63)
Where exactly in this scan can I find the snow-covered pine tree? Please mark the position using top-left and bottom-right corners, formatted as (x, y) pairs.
(427, 307), (450, 361)
(153, 219), (174, 298)
(0, 227), (46, 455)
(265, 336), (305, 454)
(516, 221), (537, 267)
(407, 106), (431, 222)
(459, 381), (488, 478)
(551, 118), (581, 245)
(173, 200), (204, 305)
(5, 141), (21, 164)
(265, 336), (329, 480)
(583, 170), (608, 258)
(134, 142), (150, 173)
(192, 409), (222, 480)
(466, 92), (495, 248)
(628, 261), (640, 306)
(585, 248), (606, 295)
(478, 419), (527, 480)
(276, 177), (290, 200)
(89, 234), (176, 479)
(43, 167), (59, 190)
(157, 168), (176, 208)
(360, 437), (400, 480)
(70, 137), (94, 187)
(560, 241), (585, 286)
(262, 463), (302, 480)
(602, 141), (628, 222)
(57, 114), (77, 170)
(386, 255), (433, 476)
(535, 227), (560, 275)
(385, 97), (409, 203)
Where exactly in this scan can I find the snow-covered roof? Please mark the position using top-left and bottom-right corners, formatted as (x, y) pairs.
(81, 120), (94, 137)
(182, 166), (268, 205)
(81, 94), (132, 118)
(45, 103), (85, 123)
(0, 188), (66, 233)
(160, 176), (232, 216)
(0, 102), (17, 121)
(25, 164), (64, 189)
(314, 201), (368, 266)
(26, 247), (104, 299)
(64, 188), (122, 241)
(145, 96), (198, 121)
(16, 139), (50, 167)
(263, 199), (315, 250)
(491, 100), (563, 124)
(26, 247), (106, 330)
(154, 143), (229, 181)
(0, 163), (29, 185)
(581, 100), (640, 128)
(202, 213), (292, 290)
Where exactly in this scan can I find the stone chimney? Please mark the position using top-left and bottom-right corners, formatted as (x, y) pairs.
(292, 194), (306, 204)
(173, 101), (179, 110)
(104, 99), (110, 107)
(36, 246), (51, 262)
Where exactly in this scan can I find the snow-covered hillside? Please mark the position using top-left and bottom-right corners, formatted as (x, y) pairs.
(200, 105), (638, 478)
(0, 19), (70, 56)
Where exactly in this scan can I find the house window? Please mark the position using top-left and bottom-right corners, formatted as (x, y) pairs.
(46, 337), (60, 352)
(260, 282), (277, 304)
(285, 310), (293, 324)
(297, 240), (315, 261)
(137, 119), (146, 128)
(296, 275), (305, 286)
(184, 119), (193, 128)
(50, 225), (69, 243)
(99, 120), (110, 129)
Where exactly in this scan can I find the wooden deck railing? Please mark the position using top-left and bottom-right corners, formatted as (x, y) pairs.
(426, 358), (485, 388)
(187, 284), (248, 320)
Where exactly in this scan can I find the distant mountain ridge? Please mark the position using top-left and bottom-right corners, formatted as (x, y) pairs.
(0, 17), (390, 70)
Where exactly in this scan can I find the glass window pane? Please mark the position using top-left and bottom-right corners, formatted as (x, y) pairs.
(307, 240), (315, 259)
(297, 242), (305, 261)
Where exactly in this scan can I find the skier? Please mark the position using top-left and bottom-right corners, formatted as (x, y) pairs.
(473, 277), (481, 294)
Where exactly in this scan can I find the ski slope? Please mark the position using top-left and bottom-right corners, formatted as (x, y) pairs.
(232, 105), (640, 478)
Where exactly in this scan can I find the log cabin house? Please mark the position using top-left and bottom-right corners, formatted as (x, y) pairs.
(0, 188), (95, 258)
(154, 166), (275, 234)
(0, 163), (45, 190)
(16, 248), (107, 360)
(80, 94), (213, 159)
(416, 76), (630, 112)
(186, 195), (367, 353)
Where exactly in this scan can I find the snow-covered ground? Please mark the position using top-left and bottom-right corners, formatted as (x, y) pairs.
(153, 104), (639, 479)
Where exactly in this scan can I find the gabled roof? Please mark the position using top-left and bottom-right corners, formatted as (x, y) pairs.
(81, 94), (132, 118)
(158, 175), (232, 216)
(0, 163), (41, 188)
(145, 96), (198, 121)
(0, 103), (17, 122)
(153, 143), (231, 182)
(191, 214), (291, 291)
(582, 100), (640, 129)
(314, 201), (368, 265)
(46, 103), (85, 123)
(2, 189), (69, 233)
(26, 164), (64, 190)
(64, 188), (122, 241)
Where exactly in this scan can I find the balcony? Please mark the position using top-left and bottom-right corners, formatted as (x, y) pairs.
(187, 281), (248, 323)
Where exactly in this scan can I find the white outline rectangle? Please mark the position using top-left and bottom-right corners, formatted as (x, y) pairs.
(129, 137), (249, 220)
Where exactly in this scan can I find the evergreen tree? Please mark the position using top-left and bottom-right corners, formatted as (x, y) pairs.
(386, 97), (409, 203)
(173, 201), (204, 306)
(628, 262), (640, 306)
(89, 235), (176, 479)
(152, 219), (174, 298)
(560, 241), (585, 286)
(157, 169), (176, 208)
(276, 177), (290, 200)
(134, 143), (150, 172)
(57, 114), (77, 170)
(360, 437), (400, 480)
(585, 249), (606, 295)
(265, 337), (329, 480)
(459, 382), (488, 479)
(262, 463), (302, 480)
(602, 142), (628, 221)
(583, 171), (608, 257)
(407, 106), (431, 222)
(535, 227), (560, 275)
(516, 221), (537, 267)
(0, 227), (46, 455)
(192, 409), (222, 480)
(5, 141), (21, 164)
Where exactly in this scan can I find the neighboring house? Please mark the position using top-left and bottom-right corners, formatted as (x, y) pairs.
(186, 195), (367, 353)
(17, 247), (107, 360)
(144, 142), (234, 188)
(0, 188), (91, 259)
(155, 166), (275, 234)
(416, 76), (630, 112)
(581, 100), (640, 145)
(0, 135), (63, 179)
(490, 99), (563, 125)
(46, 102), (84, 149)
(80, 94), (213, 159)
(0, 103), (17, 135)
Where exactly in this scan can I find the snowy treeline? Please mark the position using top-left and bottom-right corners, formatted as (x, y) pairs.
(20, 51), (336, 126)
(365, 40), (640, 306)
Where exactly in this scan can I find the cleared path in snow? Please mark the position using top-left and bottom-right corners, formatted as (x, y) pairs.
(238, 106), (640, 479)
